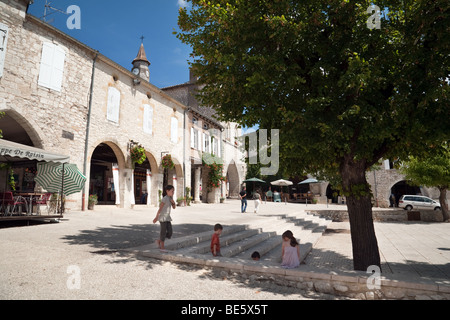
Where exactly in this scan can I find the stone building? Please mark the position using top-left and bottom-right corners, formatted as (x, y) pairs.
(0, 0), (245, 212)
(307, 159), (448, 209)
(162, 72), (246, 203)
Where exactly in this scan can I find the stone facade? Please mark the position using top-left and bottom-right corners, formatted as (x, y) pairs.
(0, 0), (246, 211)
(308, 163), (448, 210)
(163, 74), (246, 203)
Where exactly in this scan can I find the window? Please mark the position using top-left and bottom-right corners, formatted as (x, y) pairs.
(143, 104), (153, 134)
(192, 117), (198, 125)
(106, 87), (120, 123)
(204, 133), (210, 153)
(191, 128), (199, 149)
(171, 117), (178, 143)
(38, 42), (66, 92)
(0, 23), (9, 78)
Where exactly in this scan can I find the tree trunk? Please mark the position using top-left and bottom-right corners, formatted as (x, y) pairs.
(340, 158), (381, 271)
(438, 188), (449, 222)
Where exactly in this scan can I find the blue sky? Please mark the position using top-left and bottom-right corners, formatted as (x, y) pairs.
(27, 0), (257, 133)
(28, 0), (192, 88)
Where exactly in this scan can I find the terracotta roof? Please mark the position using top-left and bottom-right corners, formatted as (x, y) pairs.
(132, 43), (150, 65)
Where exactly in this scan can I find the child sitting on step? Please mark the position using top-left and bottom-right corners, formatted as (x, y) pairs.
(281, 230), (300, 269)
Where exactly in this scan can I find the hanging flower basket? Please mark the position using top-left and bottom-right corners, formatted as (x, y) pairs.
(202, 153), (225, 191)
(130, 144), (147, 165)
(162, 154), (175, 169)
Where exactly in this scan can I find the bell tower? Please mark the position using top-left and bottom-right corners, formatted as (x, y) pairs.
(131, 38), (150, 82)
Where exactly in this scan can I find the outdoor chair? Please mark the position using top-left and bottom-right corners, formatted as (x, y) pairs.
(273, 193), (281, 203)
(0, 192), (27, 216)
(32, 193), (52, 215)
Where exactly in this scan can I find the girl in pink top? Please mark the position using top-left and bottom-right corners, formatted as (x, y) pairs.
(281, 230), (300, 269)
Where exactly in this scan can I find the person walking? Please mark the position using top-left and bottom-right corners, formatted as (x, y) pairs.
(153, 185), (176, 251)
(254, 189), (261, 213)
(239, 186), (247, 213)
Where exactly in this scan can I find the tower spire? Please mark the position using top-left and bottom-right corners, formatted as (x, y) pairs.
(131, 39), (150, 82)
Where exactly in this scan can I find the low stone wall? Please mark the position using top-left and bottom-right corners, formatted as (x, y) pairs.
(135, 250), (450, 300)
(307, 209), (444, 222)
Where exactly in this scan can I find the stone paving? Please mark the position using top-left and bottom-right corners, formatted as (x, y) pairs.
(0, 200), (449, 300)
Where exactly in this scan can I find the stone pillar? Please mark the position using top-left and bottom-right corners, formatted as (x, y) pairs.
(122, 168), (135, 209)
(194, 166), (201, 203)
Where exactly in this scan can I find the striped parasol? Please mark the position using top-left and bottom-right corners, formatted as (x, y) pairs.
(35, 162), (86, 196)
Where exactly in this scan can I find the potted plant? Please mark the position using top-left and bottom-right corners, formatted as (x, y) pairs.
(185, 187), (191, 206)
(88, 194), (98, 210)
(176, 196), (186, 207)
(220, 197), (225, 203)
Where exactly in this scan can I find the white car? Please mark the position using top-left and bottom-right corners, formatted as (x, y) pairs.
(398, 195), (441, 211)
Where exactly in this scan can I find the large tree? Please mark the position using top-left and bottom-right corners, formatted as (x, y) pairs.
(177, 0), (450, 271)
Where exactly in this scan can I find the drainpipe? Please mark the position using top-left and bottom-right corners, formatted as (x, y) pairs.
(183, 107), (190, 197)
(82, 51), (98, 210)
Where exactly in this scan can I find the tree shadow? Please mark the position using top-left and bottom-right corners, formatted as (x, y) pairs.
(61, 223), (213, 268)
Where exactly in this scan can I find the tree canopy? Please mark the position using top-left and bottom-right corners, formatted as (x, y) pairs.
(177, 0), (450, 270)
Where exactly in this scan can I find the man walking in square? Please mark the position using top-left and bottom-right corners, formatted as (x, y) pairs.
(239, 186), (247, 213)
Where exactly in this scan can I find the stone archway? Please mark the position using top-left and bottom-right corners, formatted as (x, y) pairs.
(0, 109), (43, 147)
(88, 141), (125, 207)
(390, 180), (422, 207)
(161, 154), (184, 200)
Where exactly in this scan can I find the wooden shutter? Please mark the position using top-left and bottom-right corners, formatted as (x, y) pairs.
(107, 87), (120, 123)
(38, 42), (65, 91)
(143, 104), (153, 134)
(171, 117), (178, 143)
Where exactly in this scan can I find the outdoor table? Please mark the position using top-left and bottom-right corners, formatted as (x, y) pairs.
(16, 193), (45, 215)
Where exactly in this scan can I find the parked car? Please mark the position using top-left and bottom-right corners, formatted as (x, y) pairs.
(398, 195), (441, 211)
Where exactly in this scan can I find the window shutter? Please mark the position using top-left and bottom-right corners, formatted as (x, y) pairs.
(0, 23), (9, 78)
(38, 43), (54, 89)
(171, 117), (178, 144)
(190, 127), (195, 148)
(38, 42), (65, 92)
(51, 45), (65, 91)
(143, 104), (153, 134)
(107, 86), (120, 123)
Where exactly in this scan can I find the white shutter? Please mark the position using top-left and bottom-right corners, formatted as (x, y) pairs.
(204, 133), (210, 153)
(38, 42), (65, 92)
(51, 45), (65, 91)
(190, 127), (195, 148)
(107, 86), (120, 123)
(0, 23), (9, 78)
(38, 43), (54, 89)
(212, 137), (216, 155)
(198, 130), (202, 151)
(218, 139), (221, 157)
(201, 132), (205, 152)
(143, 104), (153, 134)
(171, 117), (178, 143)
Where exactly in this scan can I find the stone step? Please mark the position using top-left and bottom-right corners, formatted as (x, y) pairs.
(136, 224), (249, 252)
(233, 235), (283, 261)
(221, 231), (278, 257)
(178, 228), (262, 255)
